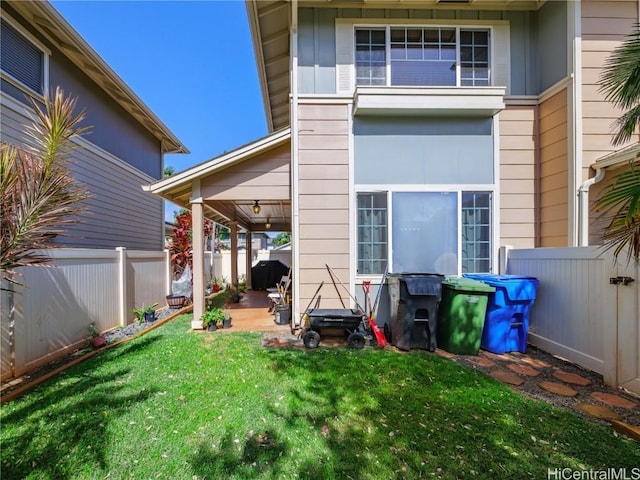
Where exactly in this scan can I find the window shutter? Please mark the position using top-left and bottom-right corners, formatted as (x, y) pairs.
(0, 19), (43, 94)
(335, 22), (354, 94)
(492, 23), (510, 94)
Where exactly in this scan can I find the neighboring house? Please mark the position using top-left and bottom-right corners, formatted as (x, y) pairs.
(219, 233), (271, 252)
(145, 0), (639, 326)
(1, 0), (186, 251)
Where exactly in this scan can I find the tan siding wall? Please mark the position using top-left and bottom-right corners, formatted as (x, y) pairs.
(297, 103), (351, 307)
(499, 106), (537, 248)
(581, 0), (639, 175)
(539, 90), (569, 247)
(200, 143), (290, 200)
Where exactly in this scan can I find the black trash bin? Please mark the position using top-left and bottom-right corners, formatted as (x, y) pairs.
(386, 273), (445, 352)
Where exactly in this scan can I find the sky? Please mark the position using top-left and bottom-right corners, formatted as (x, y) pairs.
(50, 0), (269, 222)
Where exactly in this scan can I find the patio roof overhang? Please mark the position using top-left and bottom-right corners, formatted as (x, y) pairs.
(143, 128), (292, 232)
(591, 142), (640, 170)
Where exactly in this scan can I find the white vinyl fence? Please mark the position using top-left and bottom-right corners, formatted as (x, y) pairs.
(1, 248), (169, 380)
(1, 247), (292, 380)
(503, 246), (639, 393)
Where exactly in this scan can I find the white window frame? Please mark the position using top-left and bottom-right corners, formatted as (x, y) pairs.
(0, 12), (50, 100)
(355, 184), (496, 278)
(336, 18), (510, 95)
(355, 24), (491, 88)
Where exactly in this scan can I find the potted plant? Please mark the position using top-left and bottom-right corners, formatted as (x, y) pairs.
(166, 294), (185, 309)
(88, 322), (106, 349)
(229, 284), (243, 303)
(222, 308), (232, 329)
(133, 303), (158, 324)
(210, 275), (228, 293)
(201, 307), (225, 331)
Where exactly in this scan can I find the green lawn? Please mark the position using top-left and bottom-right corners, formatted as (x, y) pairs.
(1, 314), (638, 479)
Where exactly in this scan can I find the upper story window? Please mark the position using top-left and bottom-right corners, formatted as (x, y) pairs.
(355, 26), (490, 88)
(1, 16), (49, 96)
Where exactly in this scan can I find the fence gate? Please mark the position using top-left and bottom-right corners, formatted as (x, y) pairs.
(614, 256), (640, 393)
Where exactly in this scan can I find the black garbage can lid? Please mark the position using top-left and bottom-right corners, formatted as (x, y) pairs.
(400, 274), (444, 296)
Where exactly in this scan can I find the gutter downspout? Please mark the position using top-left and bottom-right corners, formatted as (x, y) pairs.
(568, 1), (583, 246)
(577, 167), (605, 246)
(291, 0), (301, 327)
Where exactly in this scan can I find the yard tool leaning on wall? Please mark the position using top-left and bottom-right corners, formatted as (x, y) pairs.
(298, 281), (324, 334)
(325, 264), (387, 348)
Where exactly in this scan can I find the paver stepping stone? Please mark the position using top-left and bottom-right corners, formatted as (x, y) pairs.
(435, 349), (457, 359)
(467, 357), (495, 368)
(539, 381), (578, 397)
(481, 351), (508, 362)
(553, 370), (591, 387)
(576, 402), (621, 421)
(490, 369), (524, 386)
(521, 357), (551, 369)
(591, 392), (638, 409)
(508, 363), (541, 377)
(612, 420), (640, 442)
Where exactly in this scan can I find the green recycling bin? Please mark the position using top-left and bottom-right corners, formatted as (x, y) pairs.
(437, 276), (495, 355)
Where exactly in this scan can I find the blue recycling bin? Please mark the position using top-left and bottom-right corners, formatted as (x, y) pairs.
(462, 274), (539, 354)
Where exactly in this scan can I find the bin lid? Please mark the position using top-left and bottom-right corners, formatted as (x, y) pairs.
(400, 274), (444, 296)
(463, 274), (538, 301)
(443, 276), (496, 293)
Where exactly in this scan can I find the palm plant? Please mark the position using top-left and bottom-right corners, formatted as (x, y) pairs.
(596, 23), (640, 262)
(0, 87), (90, 286)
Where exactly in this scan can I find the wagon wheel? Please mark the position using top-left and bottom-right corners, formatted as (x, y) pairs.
(347, 332), (366, 350)
(302, 330), (321, 349)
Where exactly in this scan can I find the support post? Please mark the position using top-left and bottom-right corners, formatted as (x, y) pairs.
(246, 231), (253, 289)
(230, 222), (238, 288)
(191, 199), (205, 329)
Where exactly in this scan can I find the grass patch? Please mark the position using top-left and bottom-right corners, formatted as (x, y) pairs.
(1, 314), (638, 479)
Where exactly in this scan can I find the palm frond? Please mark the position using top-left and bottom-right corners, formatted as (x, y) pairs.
(598, 23), (640, 146)
(596, 159), (640, 263)
(0, 87), (91, 285)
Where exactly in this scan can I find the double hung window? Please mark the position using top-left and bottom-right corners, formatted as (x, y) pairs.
(355, 26), (490, 87)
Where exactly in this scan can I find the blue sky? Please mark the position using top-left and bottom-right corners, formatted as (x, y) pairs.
(51, 0), (268, 221)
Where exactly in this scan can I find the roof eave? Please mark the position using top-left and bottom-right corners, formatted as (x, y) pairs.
(143, 127), (292, 197)
(246, 0), (275, 132)
(6, 0), (188, 154)
(591, 142), (640, 170)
